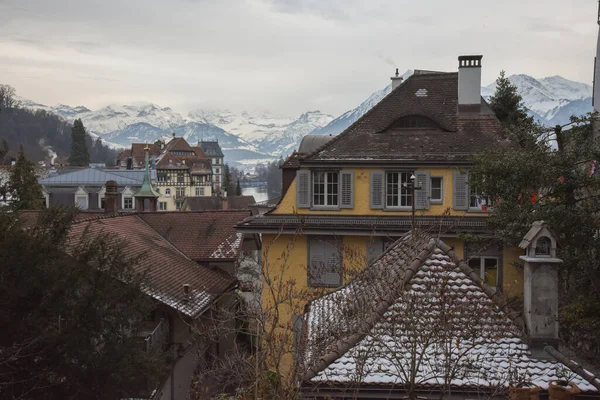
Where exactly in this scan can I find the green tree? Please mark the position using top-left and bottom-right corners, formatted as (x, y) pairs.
(69, 118), (90, 166)
(0, 139), (8, 164)
(223, 163), (235, 195)
(236, 178), (242, 196)
(470, 112), (600, 357)
(9, 145), (44, 210)
(0, 207), (169, 399)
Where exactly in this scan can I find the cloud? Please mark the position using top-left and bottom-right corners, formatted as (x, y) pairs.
(0, 0), (596, 117)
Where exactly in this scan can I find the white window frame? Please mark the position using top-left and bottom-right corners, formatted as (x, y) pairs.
(312, 171), (340, 208)
(195, 187), (204, 196)
(159, 201), (168, 211)
(468, 256), (499, 290)
(430, 177), (443, 204)
(469, 186), (491, 211)
(385, 171), (412, 209)
(74, 186), (89, 210)
(121, 186), (135, 210)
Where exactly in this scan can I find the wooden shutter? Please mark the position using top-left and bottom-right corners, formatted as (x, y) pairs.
(323, 239), (342, 286)
(296, 170), (310, 208)
(415, 171), (430, 210)
(453, 171), (469, 210)
(340, 171), (354, 209)
(370, 171), (384, 209)
(308, 238), (325, 286)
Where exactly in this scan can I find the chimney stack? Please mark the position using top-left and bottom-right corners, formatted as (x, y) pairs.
(390, 68), (403, 90)
(104, 180), (119, 214)
(458, 55), (483, 112)
(518, 221), (562, 355)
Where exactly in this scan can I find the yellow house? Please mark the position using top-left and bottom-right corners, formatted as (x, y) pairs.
(237, 55), (524, 333)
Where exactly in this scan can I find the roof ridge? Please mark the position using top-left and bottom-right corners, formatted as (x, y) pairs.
(301, 235), (437, 381)
(71, 211), (138, 225)
(433, 238), (525, 330)
(134, 214), (198, 264)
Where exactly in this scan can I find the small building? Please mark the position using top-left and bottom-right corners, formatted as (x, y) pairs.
(298, 228), (600, 399)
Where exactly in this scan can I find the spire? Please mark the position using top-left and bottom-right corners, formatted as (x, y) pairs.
(136, 144), (160, 199)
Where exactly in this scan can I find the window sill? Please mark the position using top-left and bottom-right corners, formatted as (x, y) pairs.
(430, 200), (443, 205)
(310, 206), (341, 211)
(383, 207), (412, 212)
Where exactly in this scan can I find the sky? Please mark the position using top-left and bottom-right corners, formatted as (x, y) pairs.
(0, 0), (597, 117)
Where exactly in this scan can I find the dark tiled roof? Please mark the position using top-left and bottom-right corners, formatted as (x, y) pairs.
(117, 144), (160, 165)
(182, 196), (256, 211)
(138, 210), (251, 261)
(236, 214), (490, 235)
(68, 214), (236, 317)
(303, 72), (503, 163)
(199, 141), (224, 158)
(301, 232), (599, 392)
(281, 152), (303, 169)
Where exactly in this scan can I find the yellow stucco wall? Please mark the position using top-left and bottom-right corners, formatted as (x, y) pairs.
(273, 167), (485, 217)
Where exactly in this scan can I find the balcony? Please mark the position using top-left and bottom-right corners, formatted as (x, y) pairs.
(141, 318), (169, 352)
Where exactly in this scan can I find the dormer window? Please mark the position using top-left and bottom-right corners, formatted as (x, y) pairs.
(535, 236), (551, 256)
(385, 115), (439, 131)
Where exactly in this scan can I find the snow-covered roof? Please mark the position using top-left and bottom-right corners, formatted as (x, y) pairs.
(300, 233), (599, 394)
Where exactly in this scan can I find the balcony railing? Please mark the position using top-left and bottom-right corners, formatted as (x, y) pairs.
(144, 318), (169, 352)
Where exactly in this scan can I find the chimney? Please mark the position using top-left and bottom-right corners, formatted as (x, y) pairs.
(390, 68), (403, 90)
(458, 55), (483, 112)
(518, 221), (562, 355)
(183, 284), (190, 303)
(104, 180), (119, 214)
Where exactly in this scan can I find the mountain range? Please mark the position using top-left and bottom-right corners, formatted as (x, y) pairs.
(19, 73), (593, 168)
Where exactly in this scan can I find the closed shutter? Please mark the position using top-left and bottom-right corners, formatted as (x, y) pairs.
(415, 171), (430, 210)
(296, 170), (310, 208)
(367, 238), (384, 265)
(340, 171), (354, 209)
(453, 171), (469, 210)
(370, 171), (384, 209)
(323, 239), (342, 286)
(308, 238), (325, 286)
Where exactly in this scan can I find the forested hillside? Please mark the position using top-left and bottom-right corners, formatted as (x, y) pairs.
(0, 85), (118, 165)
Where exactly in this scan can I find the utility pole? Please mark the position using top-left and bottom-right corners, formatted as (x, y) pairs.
(404, 174), (422, 233)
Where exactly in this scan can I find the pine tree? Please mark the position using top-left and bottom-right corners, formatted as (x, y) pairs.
(223, 164), (234, 195)
(235, 179), (242, 196)
(9, 146), (44, 210)
(69, 118), (90, 166)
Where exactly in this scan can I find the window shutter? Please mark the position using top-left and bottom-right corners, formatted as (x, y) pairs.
(296, 170), (310, 208)
(415, 171), (430, 210)
(370, 171), (384, 209)
(340, 171), (354, 208)
(453, 171), (469, 210)
(323, 239), (342, 286)
(367, 238), (384, 265)
(308, 239), (325, 286)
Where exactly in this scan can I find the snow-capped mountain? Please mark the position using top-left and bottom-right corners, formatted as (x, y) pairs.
(312, 70), (413, 136)
(481, 74), (592, 126)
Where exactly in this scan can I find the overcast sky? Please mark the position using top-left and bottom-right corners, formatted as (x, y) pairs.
(0, 0), (597, 117)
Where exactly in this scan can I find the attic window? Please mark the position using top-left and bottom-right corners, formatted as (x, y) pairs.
(385, 115), (438, 130)
(171, 151), (195, 156)
(535, 236), (551, 256)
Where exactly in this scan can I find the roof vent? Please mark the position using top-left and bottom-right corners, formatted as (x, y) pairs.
(415, 88), (428, 97)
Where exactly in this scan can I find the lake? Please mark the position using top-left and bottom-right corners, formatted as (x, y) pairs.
(242, 185), (269, 203)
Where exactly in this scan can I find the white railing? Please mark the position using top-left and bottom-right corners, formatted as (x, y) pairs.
(144, 318), (169, 352)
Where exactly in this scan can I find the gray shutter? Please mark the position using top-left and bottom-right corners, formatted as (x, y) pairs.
(367, 238), (384, 265)
(323, 239), (342, 286)
(308, 238), (325, 286)
(415, 171), (430, 210)
(370, 171), (385, 209)
(296, 170), (310, 208)
(340, 171), (354, 209)
(453, 171), (469, 210)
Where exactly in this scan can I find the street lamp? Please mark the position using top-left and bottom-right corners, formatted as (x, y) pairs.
(403, 174), (421, 232)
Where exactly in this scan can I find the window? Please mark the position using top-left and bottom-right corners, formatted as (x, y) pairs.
(468, 257), (499, 288)
(176, 188), (185, 198)
(157, 173), (167, 182)
(215, 175), (220, 183)
(386, 172), (412, 208)
(100, 197), (105, 209)
(195, 187), (204, 196)
(75, 195), (88, 209)
(535, 236), (552, 256)
(123, 197), (133, 209)
(177, 173), (184, 183)
(165, 188), (171, 196)
(175, 201), (183, 210)
(159, 201), (168, 211)
(312, 171), (339, 207)
(215, 168), (220, 174)
(308, 237), (342, 287)
(469, 186), (490, 211)
(430, 177), (443, 203)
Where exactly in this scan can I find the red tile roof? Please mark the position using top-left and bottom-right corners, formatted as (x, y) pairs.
(68, 214), (236, 317)
(138, 210), (251, 261)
